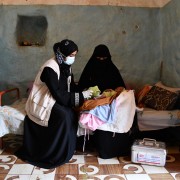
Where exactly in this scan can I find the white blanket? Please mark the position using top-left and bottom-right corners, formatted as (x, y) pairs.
(0, 98), (26, 137)
(97, 90), (136, 133)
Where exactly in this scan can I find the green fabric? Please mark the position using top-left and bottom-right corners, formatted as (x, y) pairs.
(88, 86), (101, 97)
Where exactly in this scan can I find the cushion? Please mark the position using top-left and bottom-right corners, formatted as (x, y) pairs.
(155, 81), (180, 93)
(142, 86), (179, 110)
(136, 85), (152, 107)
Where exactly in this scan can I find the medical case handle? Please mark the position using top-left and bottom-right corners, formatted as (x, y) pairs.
(140, 138), (157, 146)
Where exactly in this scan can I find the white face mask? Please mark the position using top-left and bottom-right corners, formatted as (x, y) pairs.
(64, 56), (75, 65)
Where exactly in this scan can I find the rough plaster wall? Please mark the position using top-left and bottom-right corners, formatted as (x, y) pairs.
(161, 0), (180, 87)
(0, 4), (168, 99)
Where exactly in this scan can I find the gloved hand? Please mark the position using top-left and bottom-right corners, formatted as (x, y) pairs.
(82, 89), (93, 99)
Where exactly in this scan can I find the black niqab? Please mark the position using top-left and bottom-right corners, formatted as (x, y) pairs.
(78, 44), (126, 92)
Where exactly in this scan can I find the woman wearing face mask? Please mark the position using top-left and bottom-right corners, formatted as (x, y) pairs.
(15, 39), (93, 169)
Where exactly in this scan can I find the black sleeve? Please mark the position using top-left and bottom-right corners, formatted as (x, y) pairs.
(40, 67), (84, 107)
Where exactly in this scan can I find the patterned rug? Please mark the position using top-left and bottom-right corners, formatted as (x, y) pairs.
(0, 134), (180, 180)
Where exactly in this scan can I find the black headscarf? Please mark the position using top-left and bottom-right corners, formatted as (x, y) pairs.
(53, 39), (78, 65)
(53, 39), (78, 77)
(91, 44), (111, 59)
(78, 44), (126, 91)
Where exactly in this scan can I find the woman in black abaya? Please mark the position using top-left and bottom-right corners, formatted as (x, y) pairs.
(15, 39), (93, 169)
(78, 44), (132, 159)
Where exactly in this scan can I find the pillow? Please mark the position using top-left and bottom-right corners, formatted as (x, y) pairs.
(136, 85), (152, 107)
(142, 86), (179, 110)
(155, 81), (180, 93)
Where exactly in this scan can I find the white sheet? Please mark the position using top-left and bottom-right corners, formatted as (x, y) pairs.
(0, 98), (26, 137)
(137, 107), (180, 131)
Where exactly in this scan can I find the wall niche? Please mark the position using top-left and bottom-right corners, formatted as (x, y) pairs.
(16, 15), (48, 46)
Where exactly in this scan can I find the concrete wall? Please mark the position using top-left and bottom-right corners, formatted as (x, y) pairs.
(0, 0), (179, 100)
(161, 0), (180, 87)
